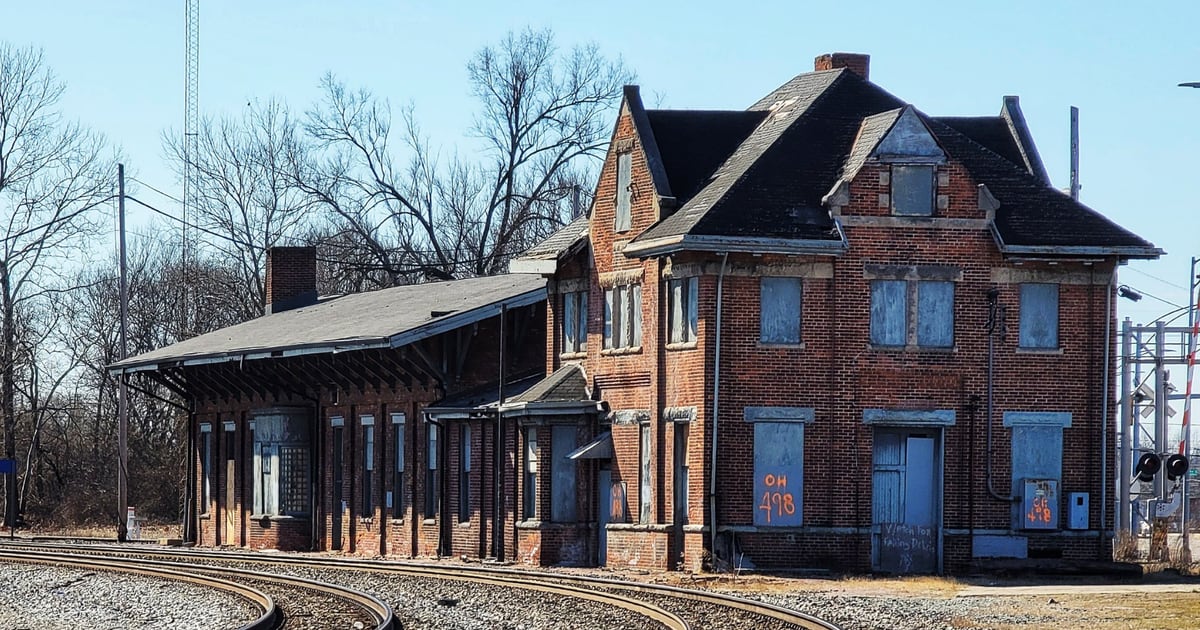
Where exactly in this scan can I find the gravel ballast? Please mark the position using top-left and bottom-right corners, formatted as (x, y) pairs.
(0, 562), (258, 629)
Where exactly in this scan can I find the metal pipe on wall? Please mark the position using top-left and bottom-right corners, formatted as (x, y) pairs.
(985, 288), (1015, 503)
(1119, 318), (1132, 535)
(1099, 272), (1113, 556)
(708, 253), (728, 567)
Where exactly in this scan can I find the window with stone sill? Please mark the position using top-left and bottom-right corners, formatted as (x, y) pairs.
(603, 284), (642, 350)
(760, 277), (802, 345)
(891, 165), (935, 217)
(870, 279), (954, 348)
(1019, 283), (1059, 350)
(615, 152), (632, 232)
(666, 277), (698, 345)
(561, 290), (588, 354)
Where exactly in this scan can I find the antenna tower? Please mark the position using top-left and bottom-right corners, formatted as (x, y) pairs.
(183, 0), (199, 335)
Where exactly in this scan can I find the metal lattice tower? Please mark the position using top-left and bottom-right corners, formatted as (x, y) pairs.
(183, 0), (199, 336)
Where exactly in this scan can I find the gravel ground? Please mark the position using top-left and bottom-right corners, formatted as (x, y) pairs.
(0, 562), (258, 629)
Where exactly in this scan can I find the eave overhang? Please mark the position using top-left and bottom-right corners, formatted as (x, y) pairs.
(108, 286), (547, 376)
(623, 229), (847, 259)
(988, 222), (1163, 261)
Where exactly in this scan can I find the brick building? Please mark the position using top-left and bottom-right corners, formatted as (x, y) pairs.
(113, 248), (546, 558)
(509, 53), (1161, 573)
(116, 53), (1161, 575)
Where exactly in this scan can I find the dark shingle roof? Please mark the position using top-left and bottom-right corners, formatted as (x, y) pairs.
(927, 118), (1159, 253)
(621, 67), (1158, 259)
(644, 110), (765, 205)
(514, 215), (589, 262)
(934, 116), (1028, 171)
(112, 274), (546, 372)
(631, 70), (856, 248)
(507, 363), (590, 404)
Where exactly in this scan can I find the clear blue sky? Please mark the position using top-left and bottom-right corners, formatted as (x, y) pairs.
(8, 0), (1200, 328)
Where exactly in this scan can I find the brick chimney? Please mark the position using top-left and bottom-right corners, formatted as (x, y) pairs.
(814, 53), (870, 80)
(265, 246), (317, 314)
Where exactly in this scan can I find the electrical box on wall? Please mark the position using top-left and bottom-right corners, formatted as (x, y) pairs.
(1021, 479), (1059, 530)
(1068, 492), (1089, 530)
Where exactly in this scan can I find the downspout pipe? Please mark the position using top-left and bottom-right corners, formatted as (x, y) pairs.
(708, 252), (729, 567)
(985, 288), (1017, 503)
(1099, 271), (1114, 556)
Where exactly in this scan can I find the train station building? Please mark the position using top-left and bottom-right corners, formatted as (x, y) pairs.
(114, 52), (1161, 574)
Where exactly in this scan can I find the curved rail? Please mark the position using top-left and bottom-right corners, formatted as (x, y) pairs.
(1, 542), (839, 629)
(0, 550), (278, 630)
(0, 547), (395, 630)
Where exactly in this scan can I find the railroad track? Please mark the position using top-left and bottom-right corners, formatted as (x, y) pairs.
(0, 547), (392, 630)
(0, 541), (841, 629)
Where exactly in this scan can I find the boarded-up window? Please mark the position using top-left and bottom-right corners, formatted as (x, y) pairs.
(872, 279), (956, 348)
(199, 425), (211, 514)
(562, 291), (588, 353)
(916, 281), (954, 347)
(667, 277), (699, 344)
(760, 277), (802, 344)
(425, 423), (439, 518)
(279, 446), (309, 515)
(459, 424), (471, 522)
(870, 280), (907, 346)
(892, 165), (934, 216)
(615, 152), (632, 231)
(603, 284), (642, 349)
(753, 422), (803, 527)
(674, 423), (690, 524)
(391, 413), (405, 519)
(361, 418), (375, 517)
(1019, 283), (1059, 349)
(639, 423), (652, 523)
(251, 412), (310, 517)
(523, 428), (538, 520)
(550, 425), (576, 522)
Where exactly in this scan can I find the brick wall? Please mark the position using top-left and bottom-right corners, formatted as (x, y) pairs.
(187, 302), (544, 560)
(542, 97), (1121, 573)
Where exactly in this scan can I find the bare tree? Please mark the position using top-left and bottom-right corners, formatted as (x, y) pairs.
(0, 43), (116, 527)
(165, 100), (313, 320)
(300, 28), (630, 286)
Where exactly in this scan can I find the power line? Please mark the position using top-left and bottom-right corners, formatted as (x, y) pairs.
(124, 195), (255, 250)
(1125, 266), (1190, 292)
(128, 177), (183, 204)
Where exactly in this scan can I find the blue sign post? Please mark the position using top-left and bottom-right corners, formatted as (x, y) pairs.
(0, 459), (13, 475)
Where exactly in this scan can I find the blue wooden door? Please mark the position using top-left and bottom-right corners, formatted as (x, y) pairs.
(872, 429), (938, 573)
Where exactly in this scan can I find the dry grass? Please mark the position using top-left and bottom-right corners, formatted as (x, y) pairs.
(949, 592), (1200, 630)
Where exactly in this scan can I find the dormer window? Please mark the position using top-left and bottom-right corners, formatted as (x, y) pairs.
(891, 165), (935, 216)
(615, 152), (632, 232)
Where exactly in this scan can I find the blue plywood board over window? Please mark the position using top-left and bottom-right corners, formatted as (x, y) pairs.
(753, 422), (804, 527)
(870, 280), (907, 346)
(1019, 283), (1059, 349)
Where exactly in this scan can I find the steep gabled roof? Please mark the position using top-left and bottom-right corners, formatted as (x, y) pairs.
(522, 64), (1159, 262)
(509, 215), (590, 274)
(111, 274), (547, 373)
(934, 116), (1029, 172)
(644, 109), (765, 206)
(627, 69), (905, 255)
(928, 118), (1159, 255)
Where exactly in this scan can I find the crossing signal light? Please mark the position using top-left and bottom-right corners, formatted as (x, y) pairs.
(1165, 454), (1190, 481)
(1135, 453), (1161, 483)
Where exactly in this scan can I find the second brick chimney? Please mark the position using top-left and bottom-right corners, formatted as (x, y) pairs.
(265, 246), (317, 315)
(814, 53), (870, 80)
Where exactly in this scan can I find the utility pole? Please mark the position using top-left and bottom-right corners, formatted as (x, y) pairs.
(117, 164), (130, 542)
(1069, 106), (1080, 200)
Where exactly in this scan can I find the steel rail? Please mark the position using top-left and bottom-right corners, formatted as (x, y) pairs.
(0, 550), (278, 630)
(1, 542), (840, 629)
(0, 548), (394, 630)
